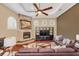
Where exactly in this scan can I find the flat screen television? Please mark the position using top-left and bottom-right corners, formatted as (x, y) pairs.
(40, 30), (49, 36)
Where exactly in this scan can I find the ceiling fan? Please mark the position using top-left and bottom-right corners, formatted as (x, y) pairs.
(19, 3), (53, 16)
(33, 3), (53, 16)
(24, 3), (53, 16)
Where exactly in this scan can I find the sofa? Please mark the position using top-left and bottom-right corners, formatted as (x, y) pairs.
(15, 48), (79, 56)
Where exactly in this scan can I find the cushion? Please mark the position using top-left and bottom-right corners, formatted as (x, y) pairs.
(74, 42), (79, 48)
(39, 48), (55, 53)
(55, 35), (64, 41)
(63, 38), (71, 45)
(66, 40), (76, 48)
(53, 45), (66, 49)
(19, 48), (38, 53)
(54, 48), (75, 53)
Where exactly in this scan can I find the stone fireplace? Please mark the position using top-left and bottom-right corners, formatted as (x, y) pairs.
(17, 30), (32, 41)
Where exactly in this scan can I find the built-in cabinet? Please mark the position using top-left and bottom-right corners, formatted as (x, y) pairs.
(36, 27), (53, 40)
(32, 18), (57, 38)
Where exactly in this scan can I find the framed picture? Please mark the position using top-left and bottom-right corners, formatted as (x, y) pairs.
(20, 19), (31, 29)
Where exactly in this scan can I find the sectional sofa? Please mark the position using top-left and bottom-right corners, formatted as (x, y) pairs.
(15, 48), (79, 56)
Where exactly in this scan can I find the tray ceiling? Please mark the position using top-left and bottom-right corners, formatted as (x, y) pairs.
(3, 3), (76, 18)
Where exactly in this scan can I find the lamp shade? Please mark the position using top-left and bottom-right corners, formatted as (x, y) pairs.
(76, 34), (79, 41)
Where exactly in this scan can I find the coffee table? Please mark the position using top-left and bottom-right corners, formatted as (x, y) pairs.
(37, 43), (51, 48)
(36, 40), (51, 48)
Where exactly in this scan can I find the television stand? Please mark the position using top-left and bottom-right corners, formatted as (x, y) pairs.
(36, 35), (53, 40)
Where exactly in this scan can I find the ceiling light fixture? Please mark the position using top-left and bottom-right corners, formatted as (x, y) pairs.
(37, 11), (42, 14)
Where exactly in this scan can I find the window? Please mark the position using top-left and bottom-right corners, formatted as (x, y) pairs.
(7, 16), (17, 29)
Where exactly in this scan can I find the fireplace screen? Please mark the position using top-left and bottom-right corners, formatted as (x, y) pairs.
(23, 32), (30, 39)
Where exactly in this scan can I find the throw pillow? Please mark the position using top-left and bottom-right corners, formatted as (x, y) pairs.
(74, 42), (79, 48)
(63, 38), (71, 45)
(54, 35), (64, 41)
(53, 45), (66, 49)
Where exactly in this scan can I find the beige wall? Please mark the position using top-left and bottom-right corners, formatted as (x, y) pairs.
(0, 4), (18, 40)
(57, 4), (79, 39)
(0, 4), (32, 41)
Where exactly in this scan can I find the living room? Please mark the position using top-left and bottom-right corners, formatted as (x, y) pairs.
(0, 3), (79, 56)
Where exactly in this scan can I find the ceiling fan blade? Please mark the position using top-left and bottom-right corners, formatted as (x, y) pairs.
(41, 11), (48, 16)
(42, 6), (53, 11)
(26, 11), (37, 12)
(33, 3), (39, 10)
